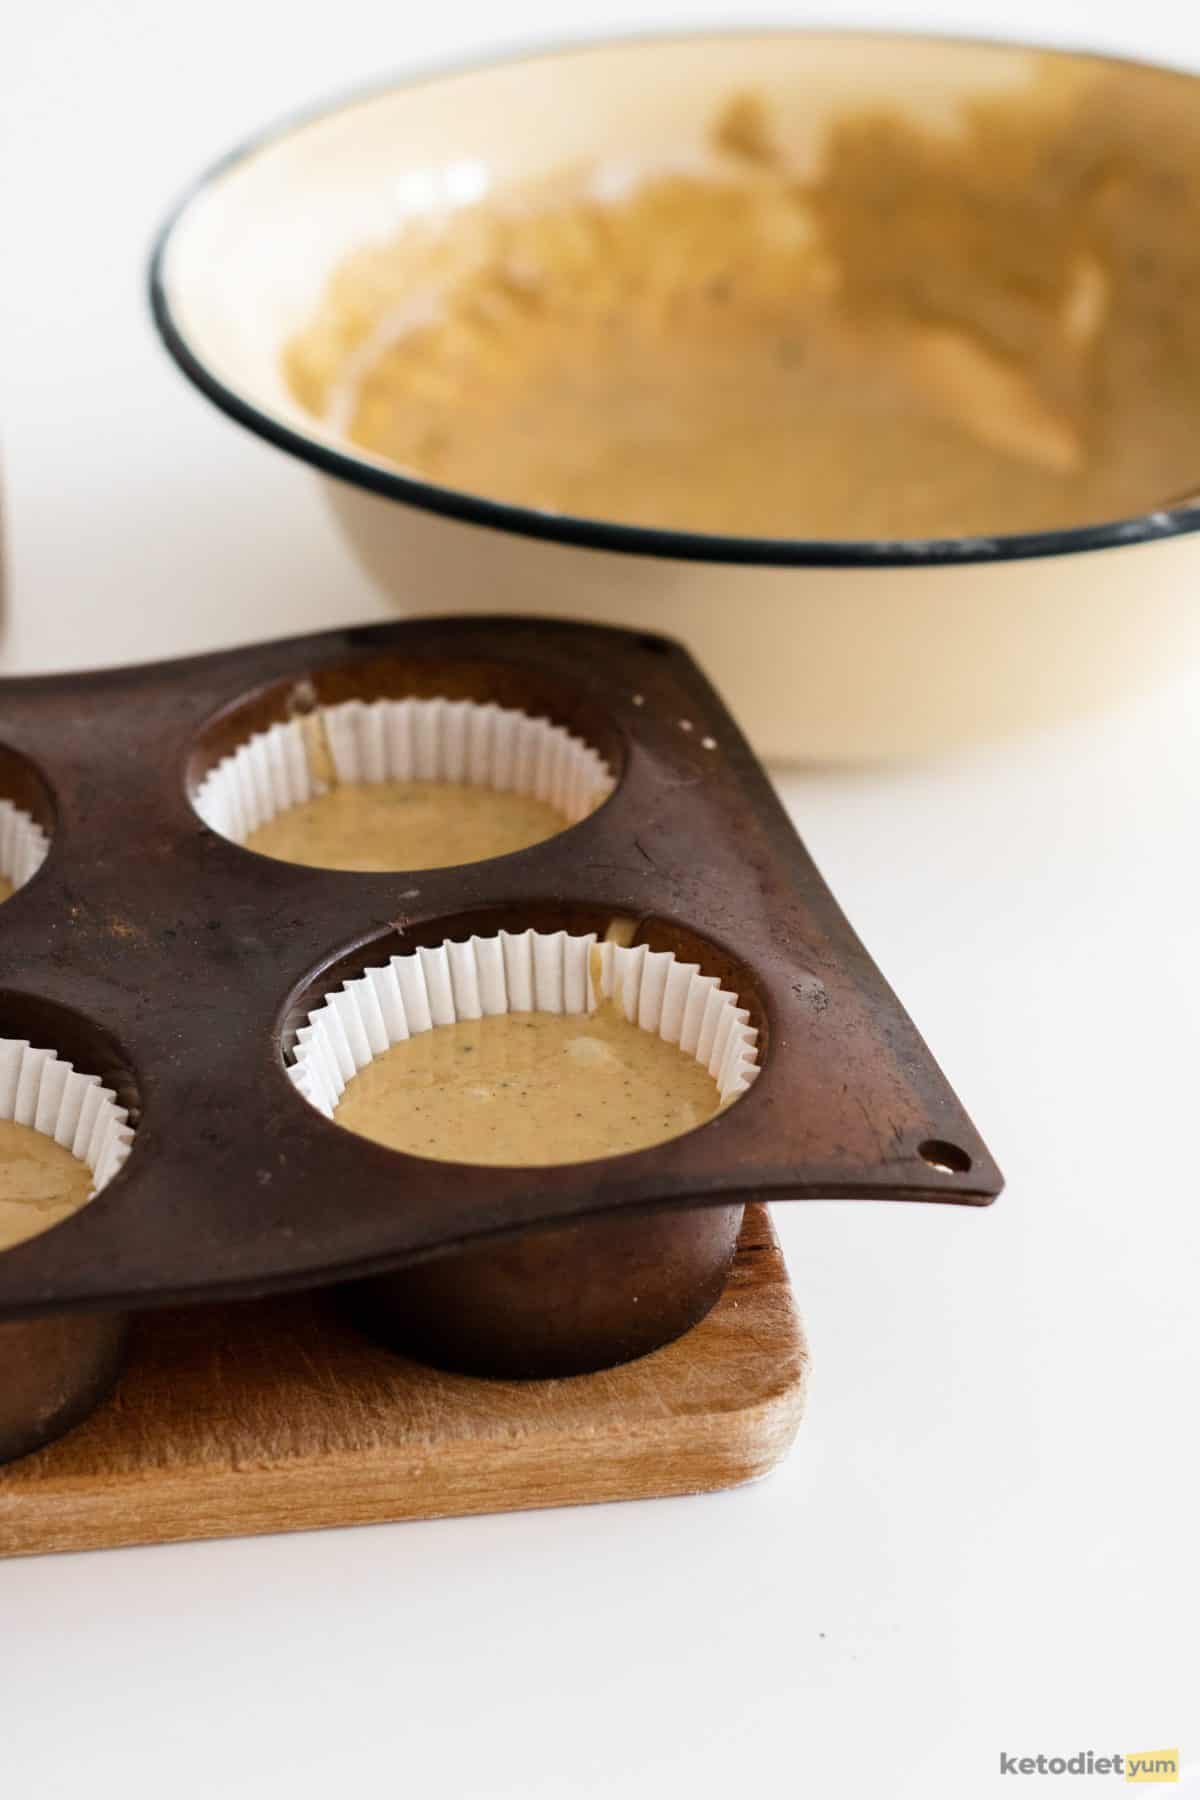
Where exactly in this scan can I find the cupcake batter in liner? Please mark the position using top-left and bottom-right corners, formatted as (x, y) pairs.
(193, 696), (612, 872)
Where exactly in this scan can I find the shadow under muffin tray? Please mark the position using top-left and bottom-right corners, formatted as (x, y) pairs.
(0, 617), (1001, 1418)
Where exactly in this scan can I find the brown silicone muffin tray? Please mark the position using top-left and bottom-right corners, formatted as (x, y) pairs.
(0, 616), (1001, 1454)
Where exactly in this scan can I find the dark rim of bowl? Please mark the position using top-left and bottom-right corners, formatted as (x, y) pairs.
(147, 23), (1200, 572)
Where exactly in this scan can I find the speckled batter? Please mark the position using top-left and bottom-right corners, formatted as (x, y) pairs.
(333, 1007), (720, 1166)
(245, 780), (572, 872)
(0, 1119), (92, 1253)
(286, 68), (1200, 538)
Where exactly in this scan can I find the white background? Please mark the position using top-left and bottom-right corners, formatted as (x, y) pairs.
(2, 3), (1198, 1796)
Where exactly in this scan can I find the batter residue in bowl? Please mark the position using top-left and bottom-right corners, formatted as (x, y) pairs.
(333, 1006), (720, 1167)
(285, 66), (1200, 539)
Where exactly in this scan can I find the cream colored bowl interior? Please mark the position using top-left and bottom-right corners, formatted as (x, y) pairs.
(162, 31), (1084, 474)
(156, 31), (1200, 761)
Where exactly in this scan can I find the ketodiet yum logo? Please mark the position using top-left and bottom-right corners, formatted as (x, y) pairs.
(999, 1749), (1179, 1782)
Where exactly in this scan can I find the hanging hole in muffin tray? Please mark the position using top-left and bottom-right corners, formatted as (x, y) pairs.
(0, 615), (1001, 1324)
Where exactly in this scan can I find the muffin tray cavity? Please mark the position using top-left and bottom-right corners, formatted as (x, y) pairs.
(0, 615), (1001, 1330)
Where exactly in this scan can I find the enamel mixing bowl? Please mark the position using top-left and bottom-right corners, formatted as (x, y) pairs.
(150, 30), (1200, 762)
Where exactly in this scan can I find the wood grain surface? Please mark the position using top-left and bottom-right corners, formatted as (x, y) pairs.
(0, 1207), (807, 1558)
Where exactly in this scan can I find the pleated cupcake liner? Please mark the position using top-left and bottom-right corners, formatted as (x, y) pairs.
(193, 695), (613, 846)
(0, 799), (50, 893)
(290, 928), (760, 1125)
(0, 1039), (135, 1196)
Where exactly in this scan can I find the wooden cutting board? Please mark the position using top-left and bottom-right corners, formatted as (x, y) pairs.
(0, 1206), (806, 1558)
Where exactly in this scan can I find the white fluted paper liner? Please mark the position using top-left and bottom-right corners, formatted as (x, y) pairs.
(289, 930), (760, 1127)
(193, 698), (613, 846)
(0, 800), (49, 893)
(0, 1038), (134, 1196)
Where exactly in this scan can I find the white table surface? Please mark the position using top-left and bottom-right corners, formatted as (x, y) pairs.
(2, 3), (1198, 1795)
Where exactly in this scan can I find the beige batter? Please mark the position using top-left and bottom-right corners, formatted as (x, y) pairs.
(0, 1119), (92, 1253)
(286, 67), (1200, 539)
(333, 1005), (720, 1166)
(0, 877), (13, 905)
(245, 780), (572, 872)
